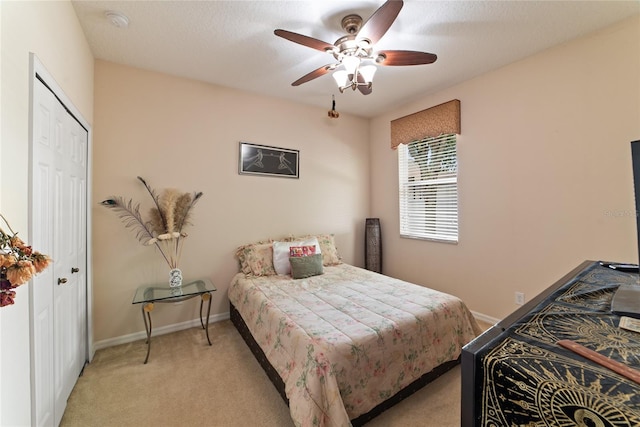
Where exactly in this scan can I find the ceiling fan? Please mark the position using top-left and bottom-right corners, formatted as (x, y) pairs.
(274, 0), (437, 95)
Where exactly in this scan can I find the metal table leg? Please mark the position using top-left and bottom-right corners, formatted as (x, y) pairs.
(200, 292), (212, 345)
(142, 302), (154, 364)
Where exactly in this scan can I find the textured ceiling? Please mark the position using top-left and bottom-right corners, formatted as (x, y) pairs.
(71, 1), (640, 118)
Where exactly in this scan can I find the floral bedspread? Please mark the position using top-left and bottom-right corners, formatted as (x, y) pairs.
(228, 264), (481, 427)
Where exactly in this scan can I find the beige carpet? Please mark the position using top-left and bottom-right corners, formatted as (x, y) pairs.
(61, 319), (490, 426)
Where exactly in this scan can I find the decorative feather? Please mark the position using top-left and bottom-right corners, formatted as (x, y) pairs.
(101, 197), (155, 244)
(147, 208), (164, 236)
(175, 191), (203, 232)
(137, 176), (168, 232)
(159, 188), (180, 233)
(100, 196), (172, 266)
(172, 193), (193, 233)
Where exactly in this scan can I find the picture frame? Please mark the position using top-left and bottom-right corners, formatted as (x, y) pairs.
(238, 142), (299, 179)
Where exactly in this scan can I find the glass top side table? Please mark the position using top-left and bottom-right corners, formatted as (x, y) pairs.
(132, 278), (217, 363)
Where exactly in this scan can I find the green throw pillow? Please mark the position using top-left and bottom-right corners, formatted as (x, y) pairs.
(289, 254), (324, 279)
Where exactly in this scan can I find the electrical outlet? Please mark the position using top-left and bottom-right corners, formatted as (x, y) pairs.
(515, 292), (525, 305)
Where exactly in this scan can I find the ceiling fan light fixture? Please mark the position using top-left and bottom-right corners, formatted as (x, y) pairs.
(333, 70), (349, 91)
(359, 65), (377, 83)
(341, 56), (360, 76)
(274, 0), (437, 95)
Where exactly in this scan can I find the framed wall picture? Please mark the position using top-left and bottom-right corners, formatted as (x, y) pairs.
(238, 142), (299, 179)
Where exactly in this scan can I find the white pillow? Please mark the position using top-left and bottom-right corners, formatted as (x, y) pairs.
(272, 238), (321, 275)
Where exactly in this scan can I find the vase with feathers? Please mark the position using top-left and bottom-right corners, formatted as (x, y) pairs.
(101, 177), (203, 287)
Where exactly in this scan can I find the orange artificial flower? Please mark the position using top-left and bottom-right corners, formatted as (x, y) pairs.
(5, 260), (36, 286)
(0, 254), (16, 268)
(1, 213), (52, 307)
(31, 252), (52, 273)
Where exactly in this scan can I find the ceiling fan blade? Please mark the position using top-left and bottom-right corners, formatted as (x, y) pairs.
(274, 29), (335, 53)
(292, 64), (334, 86)
(357, 73), (372, 95)
(357, 0), (403, 45)
(376, 50), (437, 66)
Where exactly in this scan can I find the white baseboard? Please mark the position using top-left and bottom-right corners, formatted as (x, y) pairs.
(92, 312), (230, 352)
(471, 310), (500, 326)
(92, 310), (500, 353)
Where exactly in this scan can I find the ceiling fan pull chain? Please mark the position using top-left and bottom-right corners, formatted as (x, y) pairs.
(328, 95), (339, 119)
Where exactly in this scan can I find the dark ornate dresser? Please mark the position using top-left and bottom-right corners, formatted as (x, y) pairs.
(461, 260), (640, 426)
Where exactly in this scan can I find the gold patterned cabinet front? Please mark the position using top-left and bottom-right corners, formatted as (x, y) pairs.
(462, 261), (640, 426)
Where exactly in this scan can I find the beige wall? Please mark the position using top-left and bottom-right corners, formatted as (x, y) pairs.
(92, 60), (370, 344)
(370, 16), (640, 321)
(0, 1), (94, 425)
(1, 2), (637, 423)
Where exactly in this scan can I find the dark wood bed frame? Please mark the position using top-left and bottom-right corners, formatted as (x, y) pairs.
(230, 302), (460, 426)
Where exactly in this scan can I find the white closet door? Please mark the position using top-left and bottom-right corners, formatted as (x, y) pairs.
(32, 77), (88, 427)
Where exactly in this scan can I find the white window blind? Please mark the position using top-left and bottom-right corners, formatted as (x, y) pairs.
(398, 134), (458, 243)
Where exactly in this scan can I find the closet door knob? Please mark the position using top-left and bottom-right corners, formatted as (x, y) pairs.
(71, 267), (80, 273)
(58, 277), (68, 285)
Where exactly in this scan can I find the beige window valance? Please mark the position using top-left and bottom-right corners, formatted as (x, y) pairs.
(390, 99), (461, 149)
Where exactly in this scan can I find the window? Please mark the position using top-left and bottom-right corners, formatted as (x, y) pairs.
(398, 134), (458, 243)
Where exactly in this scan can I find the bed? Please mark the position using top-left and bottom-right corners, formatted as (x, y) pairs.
(228, 235), (481, 426)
